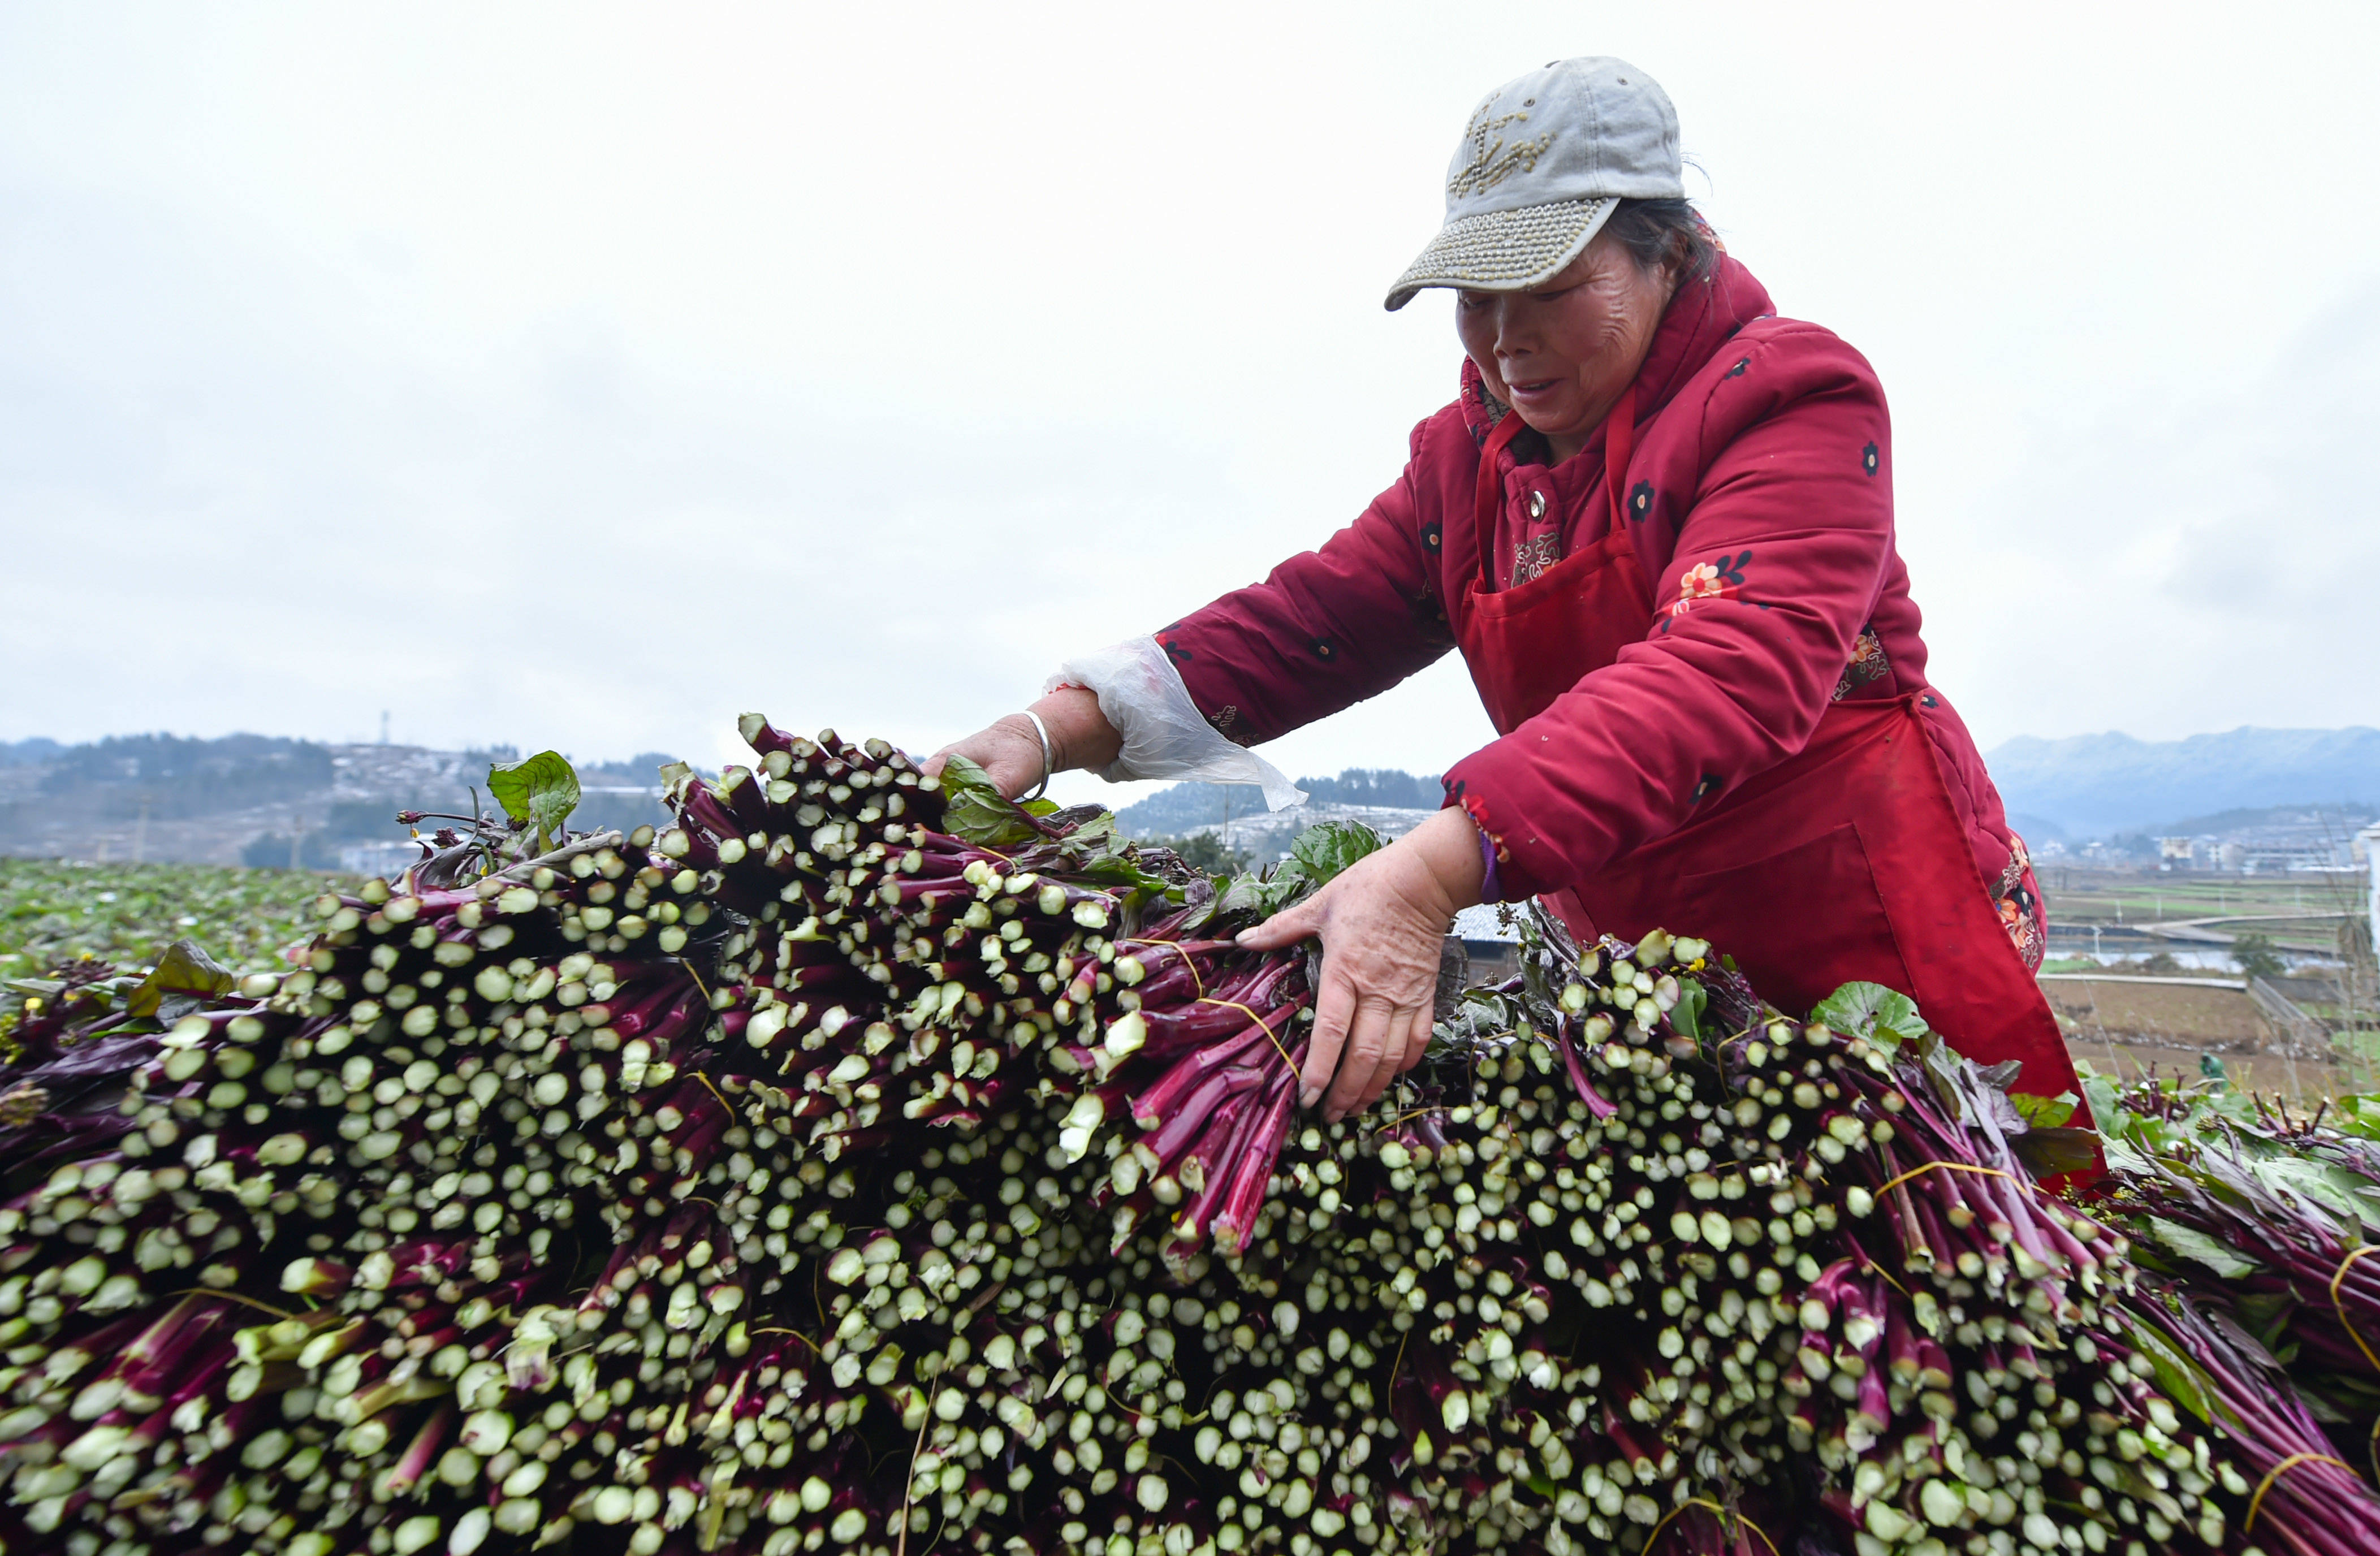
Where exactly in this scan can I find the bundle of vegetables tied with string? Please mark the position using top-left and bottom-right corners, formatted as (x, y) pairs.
(1, 715), (2377, 1556)
(2063, 1070), (2380, 1521)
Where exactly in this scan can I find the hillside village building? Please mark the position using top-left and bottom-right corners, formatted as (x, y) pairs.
(2364, 823), (2380, 959)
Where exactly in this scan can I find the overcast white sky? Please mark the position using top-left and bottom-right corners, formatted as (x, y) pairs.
(4, 2), (2376, 807)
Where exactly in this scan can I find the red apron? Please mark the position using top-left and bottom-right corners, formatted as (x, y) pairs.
(1450, 396), (2080, 1104)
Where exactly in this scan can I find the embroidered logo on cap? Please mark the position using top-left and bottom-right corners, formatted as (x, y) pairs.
(1447, 101), (1554, 198)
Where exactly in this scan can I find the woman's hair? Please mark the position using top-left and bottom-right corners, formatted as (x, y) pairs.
(1603, 198), (1720, 285)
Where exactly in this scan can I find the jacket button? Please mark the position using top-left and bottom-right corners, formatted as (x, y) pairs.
(1527, 491), (1546, 519)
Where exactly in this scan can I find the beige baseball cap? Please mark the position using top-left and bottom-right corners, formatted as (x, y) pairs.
(1386, 57), (1685, 312)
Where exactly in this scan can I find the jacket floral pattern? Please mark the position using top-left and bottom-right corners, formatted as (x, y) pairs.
(1668, 551), (1749, 621)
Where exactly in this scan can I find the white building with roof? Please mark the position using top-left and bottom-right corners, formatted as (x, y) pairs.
(2363, 823), (2380, 963)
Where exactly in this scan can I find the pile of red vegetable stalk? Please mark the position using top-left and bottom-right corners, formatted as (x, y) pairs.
(0, 715), (2373, 1556)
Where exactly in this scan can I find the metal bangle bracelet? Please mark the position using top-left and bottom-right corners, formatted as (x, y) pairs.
(1018, 710), (1056, 802)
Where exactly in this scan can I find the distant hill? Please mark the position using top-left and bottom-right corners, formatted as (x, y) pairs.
(1983, 727), (2380, 839)
(0, 733), (686, 868)
(1114, 768), (1440, 838)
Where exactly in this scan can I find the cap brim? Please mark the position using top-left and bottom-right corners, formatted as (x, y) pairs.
(1384, 197), (1618, 312)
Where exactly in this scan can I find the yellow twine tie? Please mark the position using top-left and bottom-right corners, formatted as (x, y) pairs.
(1638, 1497), (1779, 1556)
(1872, 1161), (2014, 1198)
(169, 1289), (297, 1319)
(747, 1326), (820, 1354)
(894, 1402), (932, 1556)
(1197, 996), (1295, 1075)
(2243, 1451), (2349, 1535)
(689, 1067), (734, 1122)
(1856, 1256), (1912, 1300)
(1121, 937), (1204, 998)
(2329, 1244), (2380, 1373)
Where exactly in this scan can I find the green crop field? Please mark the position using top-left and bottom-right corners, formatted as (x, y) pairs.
(2037, 866), (2361, 922)
(2037, 865), (2365, 953)
(0, 856), (362, 978)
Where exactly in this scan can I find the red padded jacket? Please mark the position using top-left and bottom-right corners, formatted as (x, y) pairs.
(1155, 254), (2035, 941)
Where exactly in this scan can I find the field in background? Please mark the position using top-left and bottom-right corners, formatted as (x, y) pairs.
(0, 857), (358, 978)
(2033, 864), (2377, 1102)
(2037, 866), (2363, 950)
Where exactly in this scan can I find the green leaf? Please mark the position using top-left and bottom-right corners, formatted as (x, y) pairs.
(2330, 1095), (2380, 1143)
(1051, 812), (1177, 898)
(932, 757), (1183, 905)
(1288, 820), (1387, 886)
(1066, 811), (1120, 844)
(2115, 1309), (2214, 1425)
(1181, 819), (1390, 931)
(1809, 980), (1929, 1051)
(2077, 1065), (2123, 1139)
(1213, 874), (1282, 919)
(126, 939), (237, 1020)
(487, 751), (581, 853)
(2252, 1157), (2380, 1233)
(2011, 1090), (2078, 1130)
(2143, 1217), (2263, 1278)
(1669, 980), (1707, 1041)
(2233, 1290), (2299, 1355)
(2010, 1126), (2101, 1179)
(932, 755), (1044, 850)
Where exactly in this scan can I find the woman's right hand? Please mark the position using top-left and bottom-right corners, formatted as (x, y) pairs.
(925, 714), (1050, 799)
(926, 687), (1122, 801)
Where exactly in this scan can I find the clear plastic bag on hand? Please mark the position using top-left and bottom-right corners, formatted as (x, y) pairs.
(1048, 637), (1305, 811)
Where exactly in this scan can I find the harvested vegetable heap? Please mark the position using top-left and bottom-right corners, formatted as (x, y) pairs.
(0, 716), (2375, 1556)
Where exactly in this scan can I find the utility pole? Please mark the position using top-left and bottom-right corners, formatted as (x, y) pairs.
(291, 808), (305, 872)
(381, 710), (391, 746)
(132, 792), (151, 866)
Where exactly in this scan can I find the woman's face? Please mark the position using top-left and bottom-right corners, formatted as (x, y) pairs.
(1455, 231), (1674, 464)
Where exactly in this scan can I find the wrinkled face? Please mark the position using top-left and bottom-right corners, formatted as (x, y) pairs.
(1454, 231), (1675, 464)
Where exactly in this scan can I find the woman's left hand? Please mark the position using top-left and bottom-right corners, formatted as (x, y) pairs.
(1235, 806), (1488, 1121)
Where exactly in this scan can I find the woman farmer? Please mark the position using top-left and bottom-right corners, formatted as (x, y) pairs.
(934, 57), (2077, 1124)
